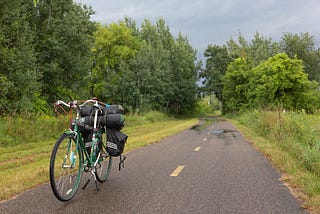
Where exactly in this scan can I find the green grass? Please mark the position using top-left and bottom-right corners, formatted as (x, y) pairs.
(227, 110), (320, 213)
(0, 112), (198, 201)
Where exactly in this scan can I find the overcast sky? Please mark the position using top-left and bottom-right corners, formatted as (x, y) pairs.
(77, 0), (320, 57)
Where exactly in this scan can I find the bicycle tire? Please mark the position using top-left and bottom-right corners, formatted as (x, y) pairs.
(49, 133), (83, 202)
(95, 135), (112, 182)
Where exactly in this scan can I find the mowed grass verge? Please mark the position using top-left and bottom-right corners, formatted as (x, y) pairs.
(0, 115), (198, 202)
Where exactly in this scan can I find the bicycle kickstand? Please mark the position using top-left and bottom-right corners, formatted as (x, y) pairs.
(82, 169), (99, 191)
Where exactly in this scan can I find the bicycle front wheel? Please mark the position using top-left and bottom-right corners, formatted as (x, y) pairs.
(49, 133), (83, 202)
(95, 136), (112, 182)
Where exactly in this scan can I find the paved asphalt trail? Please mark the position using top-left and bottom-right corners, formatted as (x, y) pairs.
(0, 119), (309, 214)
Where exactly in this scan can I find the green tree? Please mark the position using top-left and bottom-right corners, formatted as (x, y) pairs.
(248, 32), (279, 66)
(280, 32), (320, 82)
(92, 18), (198, 114)
(156, 19), (175, 50)
(139, 19), (161, 47)
(222, 58), (252, 113)
(130, 42), (171, 112)
(35, 0), (95, 103)
(227, 32), (279, 66)
(167, 33), (198, 114)
(131, 19), (172, 112)
(91, 22), (140, 104)
(0, 0), (40, 114)
(222, 53), (319, 113)
(137, 19), (198, 114)
(248, 53), (319, 111)
(203, 32), (278, 108)
(226, 32), (248, 59)
(201, 44), (231, 102)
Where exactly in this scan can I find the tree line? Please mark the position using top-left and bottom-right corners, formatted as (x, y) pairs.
(0, 0), (199, 115)
(1, 0), (320, 116)
(200, 32), (320, 113)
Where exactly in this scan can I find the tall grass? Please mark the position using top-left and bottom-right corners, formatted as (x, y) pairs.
(0, 114), (66, 147)
(0, 111), (171, 147)
(232, 110), (320, 212)
(237, 111), (320, 176)
(125, 111), (172, 126)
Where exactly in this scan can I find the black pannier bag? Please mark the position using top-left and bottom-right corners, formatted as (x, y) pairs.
(106, 128), (128, 156)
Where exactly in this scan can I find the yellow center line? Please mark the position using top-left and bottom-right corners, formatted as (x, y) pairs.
(194, 146), (201, 151)
(170, 165), (185, 177)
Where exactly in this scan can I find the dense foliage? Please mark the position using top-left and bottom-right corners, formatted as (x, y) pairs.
(222, 54), (320, 112)
(92, 19), (199, 114)
(201, 32), (320, 113)
(0, 1), (198, 115)
(0, 0), (39, 114)
(1, 1), (320, 116)
(0, 0), (95, 115)
(36, 0), (96, 104)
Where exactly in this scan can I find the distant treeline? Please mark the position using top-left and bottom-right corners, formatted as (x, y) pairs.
(1, 1), (320, 116)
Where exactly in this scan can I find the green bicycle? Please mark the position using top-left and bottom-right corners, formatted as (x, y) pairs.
(49, 99), (113, 202)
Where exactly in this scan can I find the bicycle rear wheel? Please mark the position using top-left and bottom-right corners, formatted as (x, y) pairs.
(49, 133), (83, 202)
(95, 135), (112, 182)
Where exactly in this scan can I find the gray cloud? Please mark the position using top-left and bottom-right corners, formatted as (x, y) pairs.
(77, 0), (320, 56)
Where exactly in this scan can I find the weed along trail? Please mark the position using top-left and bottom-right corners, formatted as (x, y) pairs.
(0, 119), (308, 213)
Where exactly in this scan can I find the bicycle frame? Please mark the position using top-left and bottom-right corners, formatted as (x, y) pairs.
(69, 128), (104, 169)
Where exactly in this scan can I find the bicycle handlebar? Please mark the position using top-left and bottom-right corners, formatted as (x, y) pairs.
(55, 100), (76, 108)
(54, 98), (109, 117)
(55, 99), (107, 109)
